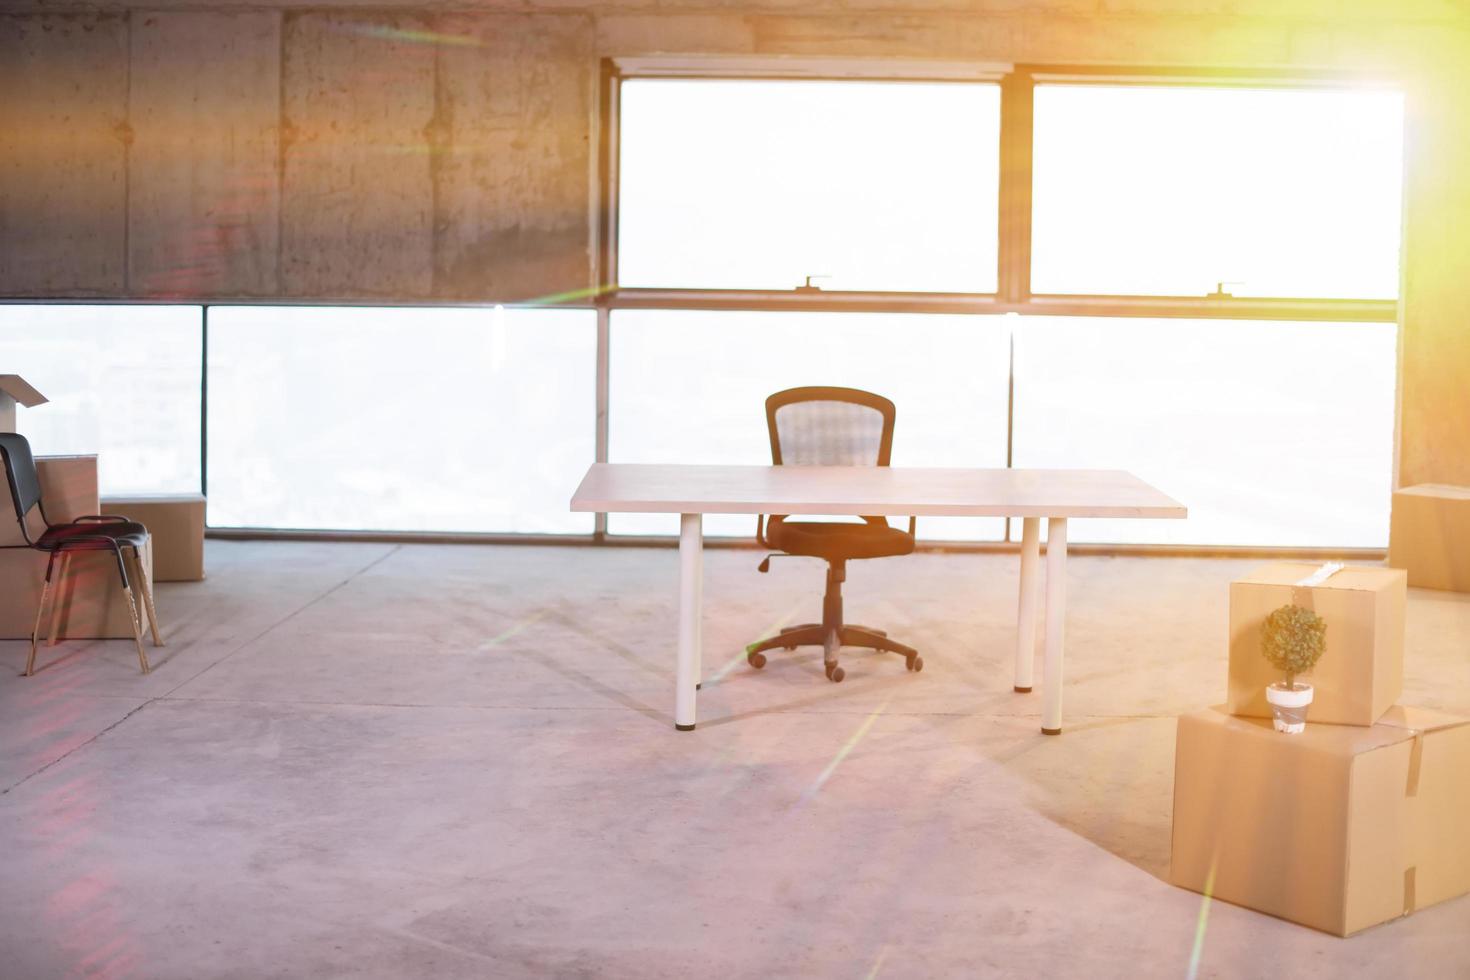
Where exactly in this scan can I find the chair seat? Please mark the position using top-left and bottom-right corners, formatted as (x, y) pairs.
(37, 521), (149, 551)
(766, 517), (915, 562)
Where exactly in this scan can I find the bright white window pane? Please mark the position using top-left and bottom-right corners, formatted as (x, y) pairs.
(608, 310), (1011, 540)
(1032, 85), (1404, 299)
(618, 80), (1001, 293)
(1012, 317), (1396, 547)
(2, 304), (202, 495)
(207, 306), (595, 533)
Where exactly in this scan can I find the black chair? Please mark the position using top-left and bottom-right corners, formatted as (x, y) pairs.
(0, 432), (162, 675)
(745, 386), (922, 683)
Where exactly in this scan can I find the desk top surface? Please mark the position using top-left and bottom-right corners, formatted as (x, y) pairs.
(571, 464), (1186, 519)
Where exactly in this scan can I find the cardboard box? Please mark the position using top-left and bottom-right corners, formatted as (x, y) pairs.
(0, 546), (155, 640)
(1228, 563), (1405, 727)
(1389, 484), (1470, 593)
(100, 493), (205, 582)
(0, 455), (150, 639)
(1171, 705), (1470, 936)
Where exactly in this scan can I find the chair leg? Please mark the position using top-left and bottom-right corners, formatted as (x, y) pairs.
(46, 552), (71, 647)
(821, 561), (845, 681)
(122, 587), (151, 675)
(111, 545), (150, 674)
(780, 623), (820, 634)
(127, 570), (144, 634)
(26, 553), (58, 677)
(129, 546), (163, 647)
(840, 626), (916, 658)
(748, 624), (826, 656)
(822, 627), (844, 682)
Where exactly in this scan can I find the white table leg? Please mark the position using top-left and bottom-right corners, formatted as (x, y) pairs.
(1042, 516), (1068, 735)
(676, 513), (703, 731)
(694, 525), (704, 691)
(1014, 516), (1041, 692)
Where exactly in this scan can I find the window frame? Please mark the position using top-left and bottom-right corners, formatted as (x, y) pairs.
(601, 57), (1010, 314)
(599, 58), (1401, 323)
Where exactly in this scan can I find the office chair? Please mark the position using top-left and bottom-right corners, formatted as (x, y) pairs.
(0, 432), (163, 675)
(745, 386), (922, 683)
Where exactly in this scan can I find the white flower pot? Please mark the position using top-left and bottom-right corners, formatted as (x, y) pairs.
(1266, 682), (1314, 734)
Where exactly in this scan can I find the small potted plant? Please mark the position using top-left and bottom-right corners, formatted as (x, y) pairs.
(1260, 603), (1327, 734)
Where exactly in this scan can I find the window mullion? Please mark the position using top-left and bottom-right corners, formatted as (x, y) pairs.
(997, 71), (1035, 308)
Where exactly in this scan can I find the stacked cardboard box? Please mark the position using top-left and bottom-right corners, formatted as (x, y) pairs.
(1225, 564), (1403, 726)
(1389, 484), (1470, 593)
(1171, 562), (1470, 936)
(100, 493), (206, 582)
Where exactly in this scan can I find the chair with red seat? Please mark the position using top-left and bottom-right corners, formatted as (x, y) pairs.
(0, 432), (162, 675)
(745, 386), (922, 683)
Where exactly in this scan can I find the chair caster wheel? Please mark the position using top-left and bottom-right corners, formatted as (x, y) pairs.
(906, 654), (923, 673)
(747, 651), (767, 669)
(825, 663), (844, 683)
(783, 644), (797, 651)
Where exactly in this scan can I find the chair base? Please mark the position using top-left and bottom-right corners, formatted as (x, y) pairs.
(746, 559), (922, 682)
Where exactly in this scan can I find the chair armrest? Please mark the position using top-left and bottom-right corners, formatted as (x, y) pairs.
(73, 515), (131, 524)
(756, 514), (769, 549)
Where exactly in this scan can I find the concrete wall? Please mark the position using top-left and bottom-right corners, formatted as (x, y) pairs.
(1397, 60), (1470, 489)
(0, 1), (1467, 482)
(0, 14), (128, 294)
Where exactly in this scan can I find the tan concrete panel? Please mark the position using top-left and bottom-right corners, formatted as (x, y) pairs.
(129, 12), (281, 297)
(1104, 0), (1468, 20)
(431, 14), (595, 301)
(1397, 63), (1470, 489)
(0, 14), (127, 295)
(280, 12), (436, 297)
(749, 14), (1021, 59)
(747, 11), (1286, 65)
(596, 14), (757, 54)
(1011, 13), (1292, 64)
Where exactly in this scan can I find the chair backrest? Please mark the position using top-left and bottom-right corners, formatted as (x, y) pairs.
(766, 387), (896, 467)
(0, 432), (44, 531)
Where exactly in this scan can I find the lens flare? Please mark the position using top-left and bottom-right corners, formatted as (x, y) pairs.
(797, 695), (892, 807)
(1186, 854), (1218, 980)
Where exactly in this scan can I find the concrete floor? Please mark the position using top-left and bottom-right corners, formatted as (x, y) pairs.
(0, 541), (1467, 979)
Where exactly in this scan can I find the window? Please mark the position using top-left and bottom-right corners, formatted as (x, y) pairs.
(617, 79), (1002, 293)
(1031, 84), (1404, 299)
(0, 67), (1409, 553)
(608, 309), (1011, 540)
(1011, 316), (1396, 547)
(206, 306), (595, 533)
(602, 69), (1406, 551)
(1, 304), (203, 495)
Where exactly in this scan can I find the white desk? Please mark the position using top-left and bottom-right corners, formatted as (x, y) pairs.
(571, 464), (1186, 734)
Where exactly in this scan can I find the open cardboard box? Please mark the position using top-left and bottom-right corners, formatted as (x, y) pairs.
(1171, 705), (1470, 936)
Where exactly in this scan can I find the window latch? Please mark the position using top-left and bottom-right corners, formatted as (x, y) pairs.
(1206, 281), (1244, 300)
(796, 275), (831, 293)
